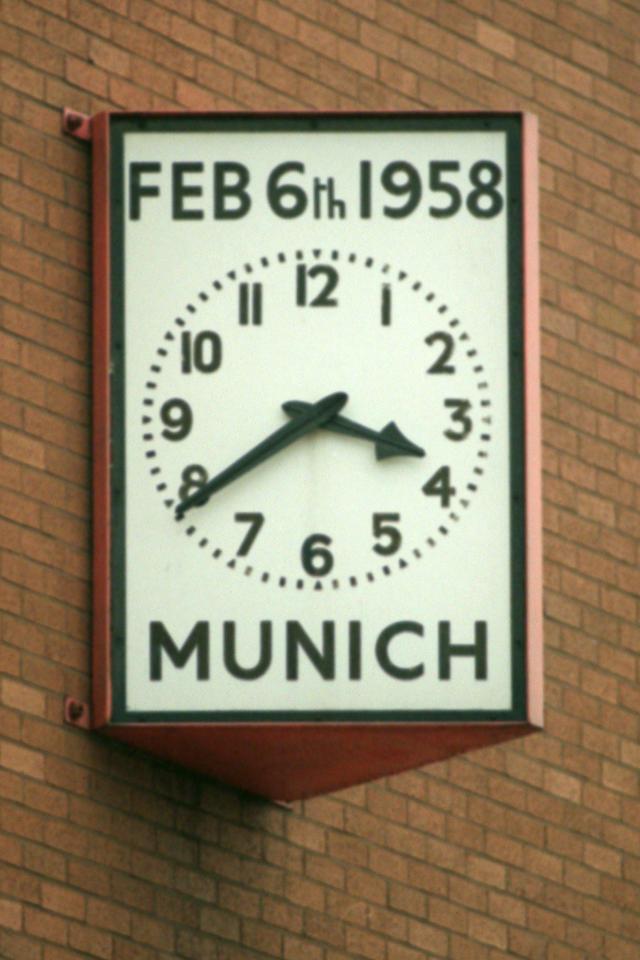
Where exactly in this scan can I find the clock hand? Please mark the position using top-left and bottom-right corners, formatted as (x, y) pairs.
(281, 400), (425, 461)
(175, 391), (348, 518)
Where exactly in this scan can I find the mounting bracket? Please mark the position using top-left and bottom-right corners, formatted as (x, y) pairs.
(62, 108), (92, 141)
(64, 697), (91, 729)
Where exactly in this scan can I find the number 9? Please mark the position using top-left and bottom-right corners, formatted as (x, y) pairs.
(382, 161), (421, 218)
(160, 398), (193, 441)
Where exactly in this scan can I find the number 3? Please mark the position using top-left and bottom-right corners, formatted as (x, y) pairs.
(444, 399), (472, 441)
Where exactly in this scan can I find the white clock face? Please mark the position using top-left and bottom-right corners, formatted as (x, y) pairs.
(143, 249), (493, 589)
(109, 116), (528, 721)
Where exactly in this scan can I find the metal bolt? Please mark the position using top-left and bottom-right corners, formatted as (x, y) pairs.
(65, 113), (83, 132)
(68, 701), (84, 720)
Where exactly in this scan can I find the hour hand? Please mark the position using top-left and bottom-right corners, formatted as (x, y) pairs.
(281, 401), (425, 460)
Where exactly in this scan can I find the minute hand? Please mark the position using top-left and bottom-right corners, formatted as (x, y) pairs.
(176, 392), (348, 518)
(282, 401), (425, 460)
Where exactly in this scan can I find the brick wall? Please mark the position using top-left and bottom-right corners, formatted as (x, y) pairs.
(1, 1), (639, 959)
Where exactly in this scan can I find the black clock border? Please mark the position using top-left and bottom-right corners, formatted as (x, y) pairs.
(106, 113), (527, 725)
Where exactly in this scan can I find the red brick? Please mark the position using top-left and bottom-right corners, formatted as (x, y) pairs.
(345, 925), (386, 960)
(0, 898), (22, 931)
(256, 0), (297, 37)
(407, 918), (448, 955)
(1, 742), (45, 780)
(24, 906), (67, 944)
(41, 883), (85, 920)
(476, 21), (515, 58)
(345, 867), (386, 905)
(2, 242), (43, 282)
(68, 0), (111, 36)
(86, 897), (130, 935)
(68, 921), (112, 959)
(64, 57), (108, 96)
(338, 37), (377, 76)
(131, 913), (175, 952)
(88, 37), (131, 76)
(428, 896), (467, 934)
(466, 855), (507, 890)
(602, 761), (638, 797)
(2, 680), (47, 718)
(468, 913), (507, 949)
(3, 60), (45, 99)
(242, 918), (283, 954)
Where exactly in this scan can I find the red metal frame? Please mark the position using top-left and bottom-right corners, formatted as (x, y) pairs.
(105, 722), (535, 802)
(522, 114), (543, 730)
(87, 111), (543, 800)
(91, 112), (112, 730)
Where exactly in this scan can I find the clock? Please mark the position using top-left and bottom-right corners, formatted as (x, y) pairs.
(142, 248), (494, 590)
(92, 111), (539, 742)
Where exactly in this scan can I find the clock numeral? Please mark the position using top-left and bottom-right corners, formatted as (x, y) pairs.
(444, 399), (473, 441)
(234, 512), (265, 556)
(425, 331), (455, 374)
(422, 466), (455, 508)
(360, 160), (422, 219)
(380, 161), (422, 218)
(160, 398), (193, 441)
(239, 282), (262, 326)
(181, 331), (222, 373)
(178, 464), (209, 503)
(359, 160), (372, 218)
(467, 161), (504, 219)
(372, 513), (402, 556)
(429, 162), (462, 218)
(296, 264), (339, 308)
(267, 162), (307, 218)
(381, 283), (392, 326)
(301, 533), (334, 577)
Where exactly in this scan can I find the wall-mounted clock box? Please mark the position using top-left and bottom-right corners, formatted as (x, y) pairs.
(89, 112), (542, 800)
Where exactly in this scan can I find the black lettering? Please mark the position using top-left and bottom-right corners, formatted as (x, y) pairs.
(239, 282), (262, 326)
(267, 162), (307, 218)
(359, 160), (372, 218)
(296, 264), (339, 308)
(349, 622), (362, 680)
(214, 162), (251, 219)
(286, 621), (335, 680)
(129, 162), (161, 220)
(381, 283), (392, 326)
(312, 177), (346, 219)
(376, 621), (424, 680)
(172, 162), (204, 220)
(149, 621), (209, 680)
(223, 622), (272, 679)
(438, 621), (488, 679)
(381, 161), (421, 218)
